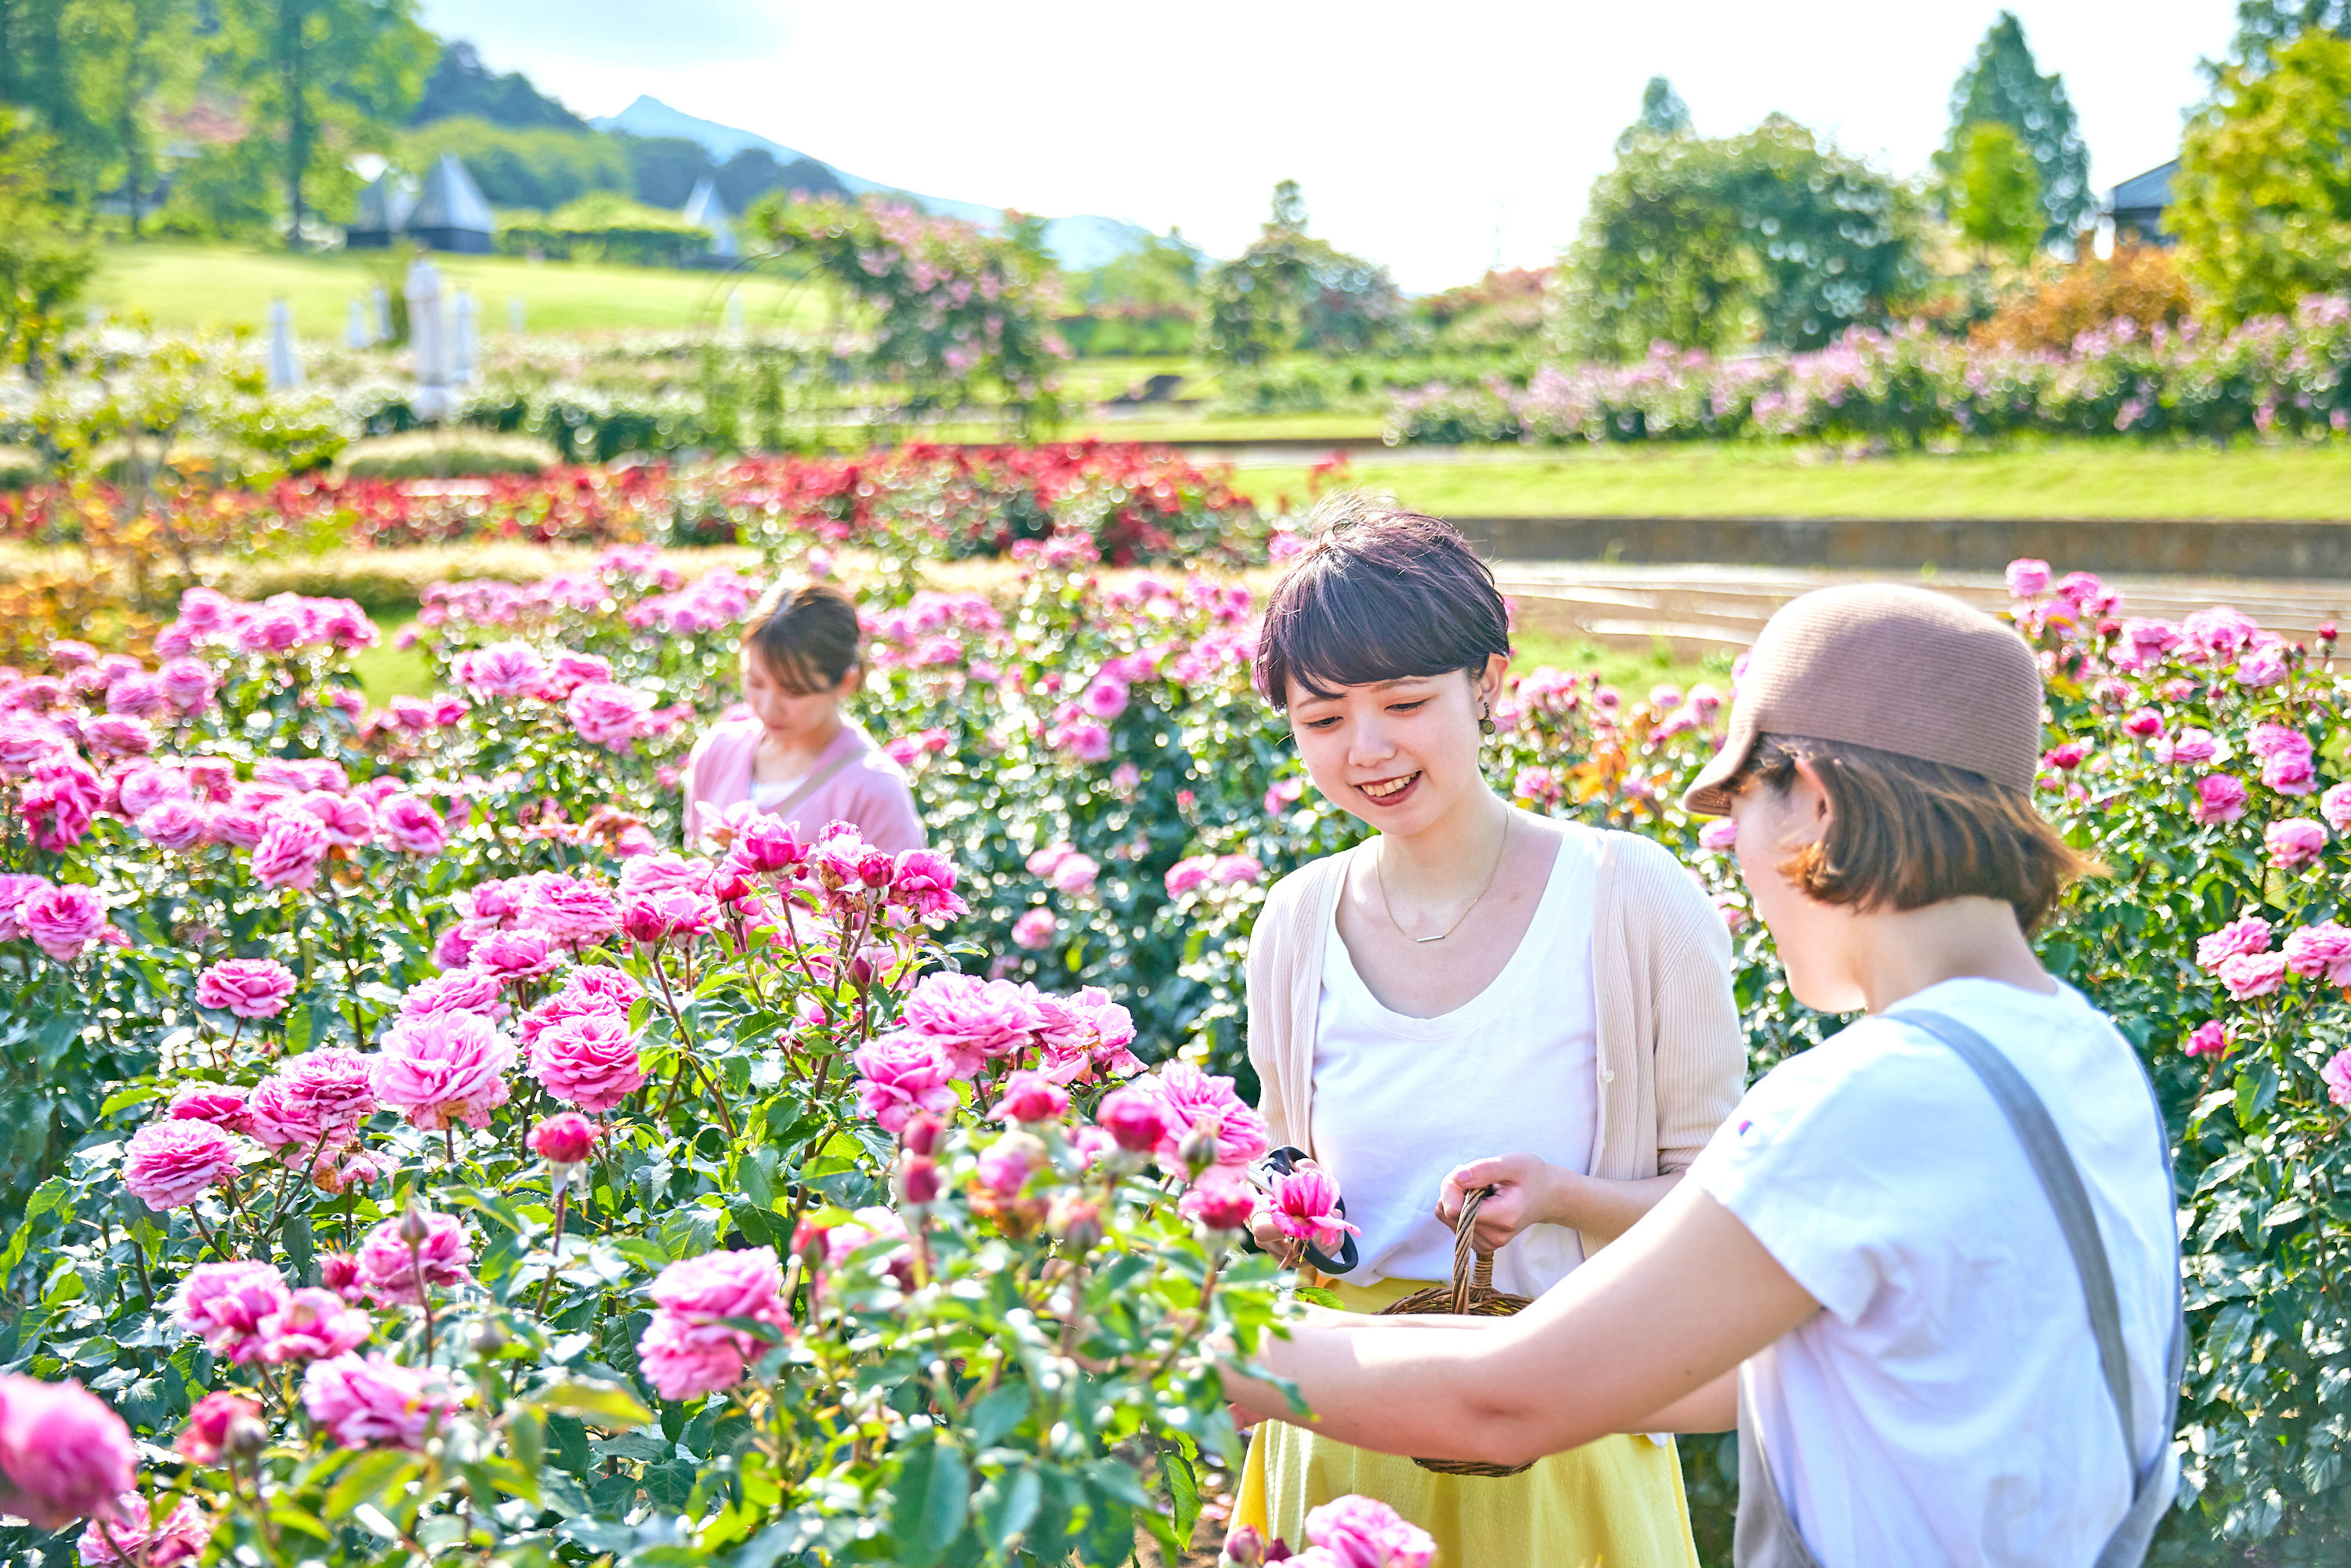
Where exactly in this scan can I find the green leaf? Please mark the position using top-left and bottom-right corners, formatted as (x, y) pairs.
(98, 1085), (161, 1119)
(966, 1382), (1028, 1449)
(2234, 1063), (2280, 1130)
(533, 1379), (653, 1429)
(1162, 1441), (1202, 1548)
(325, 1450), (423, 1521)
(976, 1464), (1040, 1553)
(891, 1438), (971, 1568)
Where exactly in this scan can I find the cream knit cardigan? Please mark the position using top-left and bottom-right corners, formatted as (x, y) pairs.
(1244, 826), (1748, 1261)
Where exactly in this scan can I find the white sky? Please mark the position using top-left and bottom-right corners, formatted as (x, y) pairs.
(414, 0), (2242, 292)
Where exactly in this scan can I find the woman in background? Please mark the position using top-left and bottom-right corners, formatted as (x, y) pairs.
(681, 581), (923, 853)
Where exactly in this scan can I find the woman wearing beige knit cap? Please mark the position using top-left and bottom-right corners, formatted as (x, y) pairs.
(1224, 581), (2186, 1568)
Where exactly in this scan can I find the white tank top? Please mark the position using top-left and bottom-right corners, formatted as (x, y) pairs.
(1310, 826), (1602, 1297)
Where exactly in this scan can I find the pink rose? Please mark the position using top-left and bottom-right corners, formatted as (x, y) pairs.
(2004, 559), (2051, 597)
(2183, 1021), (2230, 1059)
(635, 1313), (755, 1402)
(0, 1375), (138, 1531)
(1178, 1175), (1258, 1233)
(851, 1037), (960, 1132)
(196, 958), (298, 1018)
(375, 793), (447, 856)
(1049, 853), (1100, 896)
(1144, 1063), (1271, 1171)
(1097, 1088), (1172, 1153)
(1303, 1494), (1436, 1568)
(1010, 907), (1059, 950)
(1212, 853), (1265, 886)
(116, 762), (190, 818)
(618, 851), (713, 898)
(636, 1248), (790, 1400)
(204, 804), (269, 850)
(528, 1111), (602, 1166)
(167, 1085), (255, 1136)
(0, 873), (47, 941)
(990, 1070), (1070, 1124)
(2168, 728), (2218, 765)
(20, 759), (100, 849)
(399, 969), (506, 1019)
(455, 641), (549, 700)
(2196, 916), (2272, 971)
(891, 848), (965, 923)
(528, 1011), (646, 1113)
(77, 1494), (210, 1566)
(357, 1208), (474, 1305)
(515, 874), (623, 945)
(562, 964), (643, 1009)
(2284, 922), (2351, 984)
(175, 1391), (258, 1465)
(175, 1262), (292, 1364)
(2041, 742), (2086, 771)
(2324, 1048), (2351, 1109)
(2190, 774), (2248, 825)
(469, 927), (562, 984)
(259, 1287), (371, 1363)
(1049, 719), (1112, 763)
(1081, 675), (1129, 719)
(1026, 842), (1072, 878)
(2267, 818), (2327, 870)
(301, 1353), (458, 1449)
(1269, 1167), (1360, 1253)
(81, 715), (154, 760)
(122, 1120), (244, 1210)
(22, 883), (107, 961)
(2121, 708), (2163, 740)
(2216, 951), (2288, 1000)
(247, 1048), (376, 1153)
(2263, 752), (2318, 796)
(975, 1135), (1042, 1197)
(620, 889), (720, 944)
(137, 799), (209, 850)
(371, 1012), (516, 1131)
(893, 972), (1048, 1076)
(298, 791), (374, 848)
(157, 658), (216, 715)
(565, 682), (652, 751)
(250, 810), (330, 890)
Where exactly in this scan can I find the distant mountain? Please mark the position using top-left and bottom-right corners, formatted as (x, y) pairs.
(413, 43), (588, 132)
(589, 96), (1147, 270)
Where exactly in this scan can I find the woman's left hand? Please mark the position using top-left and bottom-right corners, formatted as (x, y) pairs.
(1436, 1153), (1569, 1254)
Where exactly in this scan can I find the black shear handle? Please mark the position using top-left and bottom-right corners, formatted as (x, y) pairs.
(1246, 1146), (1360, 1276)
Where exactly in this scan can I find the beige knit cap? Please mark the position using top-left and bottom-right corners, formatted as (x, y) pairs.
(1681, 583), (2045, 817)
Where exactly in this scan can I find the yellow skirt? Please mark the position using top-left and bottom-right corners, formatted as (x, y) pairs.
(1233, 1276), (1699, 1568)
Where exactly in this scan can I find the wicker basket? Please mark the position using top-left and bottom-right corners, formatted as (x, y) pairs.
(1376, 1186), (1535, 1478)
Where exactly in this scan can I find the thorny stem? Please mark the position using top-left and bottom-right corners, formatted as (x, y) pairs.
(537, 1181), (570, 1319)
(408, 1244), (437, 1363)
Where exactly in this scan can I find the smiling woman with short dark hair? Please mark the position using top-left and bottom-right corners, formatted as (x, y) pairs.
(1230, 494), (1742, 1568)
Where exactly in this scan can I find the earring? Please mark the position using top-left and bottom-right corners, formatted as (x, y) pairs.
(1479, 705), (1496, 737)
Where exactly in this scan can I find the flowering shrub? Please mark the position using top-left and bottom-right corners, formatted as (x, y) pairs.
(1389, 293), (2351, 447)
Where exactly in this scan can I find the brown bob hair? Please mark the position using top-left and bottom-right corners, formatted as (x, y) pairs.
(1253, 493), (1510, 708)
(743, 581), (863, 694)
(1732, 733), (2099, 932)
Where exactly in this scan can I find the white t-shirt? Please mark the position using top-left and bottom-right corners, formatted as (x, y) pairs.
(1691, 978), (2179, 1568)
(748, 774), (806, 811)
(1310, 827), (1600, 1297)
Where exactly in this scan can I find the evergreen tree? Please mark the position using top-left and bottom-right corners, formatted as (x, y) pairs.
(1204, 182), (1400, 364)
(1943, 12), (2092, 240)
(1622, 75), (1691, 147)
(2225, 0), (2351, 74)
(410, 41), (585, 132)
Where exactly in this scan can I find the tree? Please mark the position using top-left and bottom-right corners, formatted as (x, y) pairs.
(213, 0), (435, 246)
(1943, 12), (2092, 240)
(2225, 0), (2351, 73)
(1616, 74), (1691, 150)
(715, 147), (846, 211)
(409, 39), (584, 131)
(402, 117), (625, 212)
(623, 133), (715, 209)
(2170, 27), (2351, 324)
(60, 0), (200, 235)
(0, 107), (96, 368)
(1558, 114), (1923, 360)
(1203, 183), (1402, 364)
(1939, 121), (2044, 266)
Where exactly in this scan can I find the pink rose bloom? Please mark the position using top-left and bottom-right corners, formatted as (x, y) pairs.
(990, 1070), (1070, 1124)
(1698, 818), (1740, 852)
(2284, 922), (2351, 985)
(621, 889), (720, 943)
(298, 791), (375, 848)
(2121, 708), (2164, 740)
(566, 682), (652, 751)
(975, 1135), (1041, 1197)
(1178, 1174), (1258, 1232)
(636, 1312), (757, 1401)
(204, 804), (269, 850)
(2183, 605), (2260, 661)
(0, 873), (49, 941)
(1212, 854), (1265, 886)
(375, 793), (447, 856)
(122, 1120), (244, 1211)
(301, 1354), (458, 1449)
(2321, 781), (2351, 834)
(250, 810), (330, 890)
(2248, 722), (2310, 761)
(2190, 774), (2248, 825)
(1513, 766), (1562, 805)
(517, 987), (620, 1051)
(0, 1375), (138, 1531)
(1034, 986), (1143, 1081)
(2041, 742), (2085, 771)
(103, 673), (167, 718)
(137, 799), (209, 850)
(1010, 907), (1059, 950)
(1304, 1494), (1437, 1568)
(1051, 719), (1113, 763)
(1049, 853), (1099, 896)
(732, 814), (810, 874)
(2183, 1021), (2230, 1059)
(246, 1048), (376, 1152)
(544, 651), (614, 696)
(1081, 675), (1129, 719)
(2267, 818), (2327, 870)
(2197, 916), (2273, 970)
(458, 877), (523, 927)
(175, 1262), (292, 1365)
(2236, 643), (2291, 688)
(893, 972), (1048, 1075)
(81, 715), (154, 760)
(22, 883), (107, 962)
(195, 958), (298, 1018)
(167, 1085), (255, 1136)
(176, 1390), (259, 1465)
(636, 1248), (790, 1399)
(1145, 1063), (1271, 1170)
(1099, 1088), (1172, 1153)
(2262, 753), (2318, 795)
(371, 1012), (516, 1131)
(618, 851), (714, 898)
(398, 969), (506, 1019)
(891, 848), (966, 923)
(528, 1011), (646, 1113)
(1163, 856), (1215, 897)
(77, 1494), (210, 1566)
(158, 658), (216, 715)
(259, 1287), (371, 1363)
(2004, 559), (2051, 598)
(2217, 951), (2288, 1001)
(528, 1111), (601, 1166)
(116, 763), (190, 818)
(562, 963), (643, 1009)
(469, 928), (562, 984)
(456, 641), (550, 700)
(516, 875), (623, 945)
(1026, 842), (1073, 878)
(2168, 729), (2219, 765)
(357, 1209), (474, 1305)
(851, 1037), (960, 1132)
(21, 759), (100, 849)
(2324, 1048), (2351, 1109)
(1269, 1168), (1360, 1253)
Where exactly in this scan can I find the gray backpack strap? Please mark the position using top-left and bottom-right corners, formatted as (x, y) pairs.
(1893, 1008), (2183, 1567)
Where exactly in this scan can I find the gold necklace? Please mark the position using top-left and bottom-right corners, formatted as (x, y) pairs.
(1377, 812), (1510, 944)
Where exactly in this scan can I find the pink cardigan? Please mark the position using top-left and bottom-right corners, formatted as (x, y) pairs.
(680, 708), (926, 854)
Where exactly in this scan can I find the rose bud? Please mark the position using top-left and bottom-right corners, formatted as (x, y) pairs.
(469, 1318), (510, 1356)
(792, 1219), (831, 1274)
(528, 1111), (601, 1168)
(1096, 1089), (1168, 1154)
(989, 1070), (1070, 1125)
(1046, 1194), (1103, 1253)
(1225, 1525), (1268, 1568)
(1180, 1180), (1259, 1234)
(1177, 1120), (1223, 1179)
(620, 900), (670, 944)
(177, 1392), (260, 1465)
(901, 1112), (944, 1158)
(398, 1203), (434, 1247)
(897, 1154), (942, 1206)
(225, 1414), (270, 1461)
(2324, 622), (2339, 643)
(976, 1132), (1045, 1197)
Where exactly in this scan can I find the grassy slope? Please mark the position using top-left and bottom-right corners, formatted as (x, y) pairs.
(85, 241), (833, 336)
(1225, 441), (2351, 520)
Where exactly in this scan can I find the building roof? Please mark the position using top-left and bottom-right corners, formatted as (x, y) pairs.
(351, 173), (415, 234)
(2110, 159), (2178, 214)
(408, 154), (494, 237)
(683, 179), (738, 257)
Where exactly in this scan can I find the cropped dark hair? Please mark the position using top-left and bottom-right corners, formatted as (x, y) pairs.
(1734, 734), (2100, 932)
(1253, 493), (1511, 708)
(742, 581), (863, 694)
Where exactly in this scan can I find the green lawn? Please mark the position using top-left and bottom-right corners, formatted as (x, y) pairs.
(1227, 440), (2351, 520)
(352, 625), (431, 703)
(85, 241), (834, 336)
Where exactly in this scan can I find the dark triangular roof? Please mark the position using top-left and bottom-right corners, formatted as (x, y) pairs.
(2110, 159), (2177, 212)
(351, 173), (415, 234)
(408, 154), (494, 236)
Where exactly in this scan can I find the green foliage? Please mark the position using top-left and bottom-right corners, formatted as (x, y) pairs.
(2226, 0), (2351, 73)
(399, 118), (627, 215)
(1616, 74), (1692, 151)
(57, 0), (201, 235)
(1558, 114), (1925, 360)
(1203, 183), (1403, 366)
(335, 430), (560, 480)
(2172, 27), (2351, 326)
(1943, 11), (2093, 238)
(152, 140), (282, 241)
(408, 38), (585, 132)
(1939, 121), (2045, 266)
(0, 107), (96, 368)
